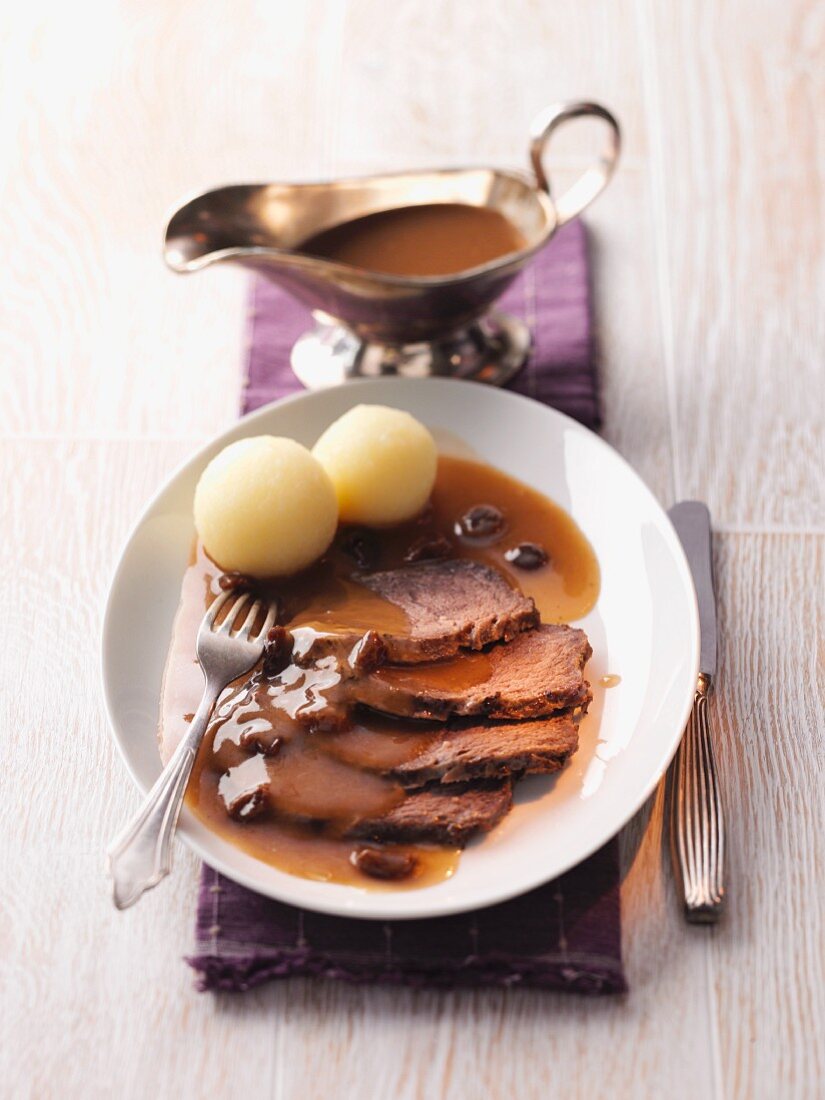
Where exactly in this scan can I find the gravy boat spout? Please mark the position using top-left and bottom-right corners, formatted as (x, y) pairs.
(164, 101), (620, 388)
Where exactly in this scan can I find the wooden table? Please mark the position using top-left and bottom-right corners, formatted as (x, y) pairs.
(2, 2), (822, 1097)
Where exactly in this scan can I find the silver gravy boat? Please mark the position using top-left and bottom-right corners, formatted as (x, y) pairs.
(164, 100), (620, 387)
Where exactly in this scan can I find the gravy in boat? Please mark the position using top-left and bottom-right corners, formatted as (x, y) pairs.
(300, 203), (526, 277)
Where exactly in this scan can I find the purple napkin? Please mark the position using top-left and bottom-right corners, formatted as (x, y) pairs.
(188, 220), (625, 994)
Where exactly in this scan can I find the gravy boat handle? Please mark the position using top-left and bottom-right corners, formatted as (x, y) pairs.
(530, 101), (621, 226)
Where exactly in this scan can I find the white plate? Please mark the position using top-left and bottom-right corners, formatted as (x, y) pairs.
(102, 378), (698, 920)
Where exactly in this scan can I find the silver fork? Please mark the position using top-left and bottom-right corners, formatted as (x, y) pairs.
(107, 590), (276, 909)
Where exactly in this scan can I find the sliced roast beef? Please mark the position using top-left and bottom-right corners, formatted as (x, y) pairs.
(362, 559), (538, 661)
(285, 560), (538, 667)
(262, 623), (591, 730)
(390, 712), (580, 788)
(359, 624), (592, 721)
(348, 780), (512, 847)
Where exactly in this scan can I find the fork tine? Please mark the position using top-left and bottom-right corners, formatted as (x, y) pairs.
(256, 605), (277, 641)
(235, 600), (262, 640)
(203, 589), (232, 630)
(217, 594), (248, 635)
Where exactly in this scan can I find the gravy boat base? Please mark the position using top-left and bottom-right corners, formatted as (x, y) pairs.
(291, 311), (531, 388)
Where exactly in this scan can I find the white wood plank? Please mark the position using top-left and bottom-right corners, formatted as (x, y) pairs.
(638, 0), (825, 528)
(588, 168), (677, 504)
(334, 0), (648, 175)
(710, 532), (825, 1100)
(0, 1), (347, 439)
(0, 440), (281, 1100)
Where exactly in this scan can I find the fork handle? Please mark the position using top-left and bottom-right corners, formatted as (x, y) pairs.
(107, 681), (220, 909)
(671, 674), (725, 922)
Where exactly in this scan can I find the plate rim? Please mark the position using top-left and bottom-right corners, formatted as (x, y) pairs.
(101, 377), (699, 919)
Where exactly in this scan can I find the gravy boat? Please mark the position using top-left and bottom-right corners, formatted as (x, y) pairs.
(164, 101), (620, 387)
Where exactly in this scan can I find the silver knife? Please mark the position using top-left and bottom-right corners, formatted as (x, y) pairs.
(668, 501), (725, 922)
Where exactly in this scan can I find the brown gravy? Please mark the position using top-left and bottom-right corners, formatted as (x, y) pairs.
(159, 454), (599, 890)
(299, 203), (526, 277)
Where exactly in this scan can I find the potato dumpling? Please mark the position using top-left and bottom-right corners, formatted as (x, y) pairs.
(194, 436), (338, 576)
(312, 405), (437, 525)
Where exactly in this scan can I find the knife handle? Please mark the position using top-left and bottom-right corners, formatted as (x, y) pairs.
(671, 674), (725, 922)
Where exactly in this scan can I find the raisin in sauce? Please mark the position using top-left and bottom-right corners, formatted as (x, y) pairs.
(158, 454), (600, 890)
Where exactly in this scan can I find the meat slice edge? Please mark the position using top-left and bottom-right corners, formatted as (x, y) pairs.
(390, 712), (580, 788)
(361, 624), (593, 721)
(347, 781), (513, 847)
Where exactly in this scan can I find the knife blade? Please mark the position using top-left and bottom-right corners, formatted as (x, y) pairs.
(669, 501), (717, 676)
(667, 500), (725, 923)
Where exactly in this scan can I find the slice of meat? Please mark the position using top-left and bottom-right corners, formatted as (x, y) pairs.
(348, 781), (512, 847)
(359, 624), (592, 721)
(289, 560), (538, 667)
(390, 712), (580, 788)
(362, 559), (538, 662)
